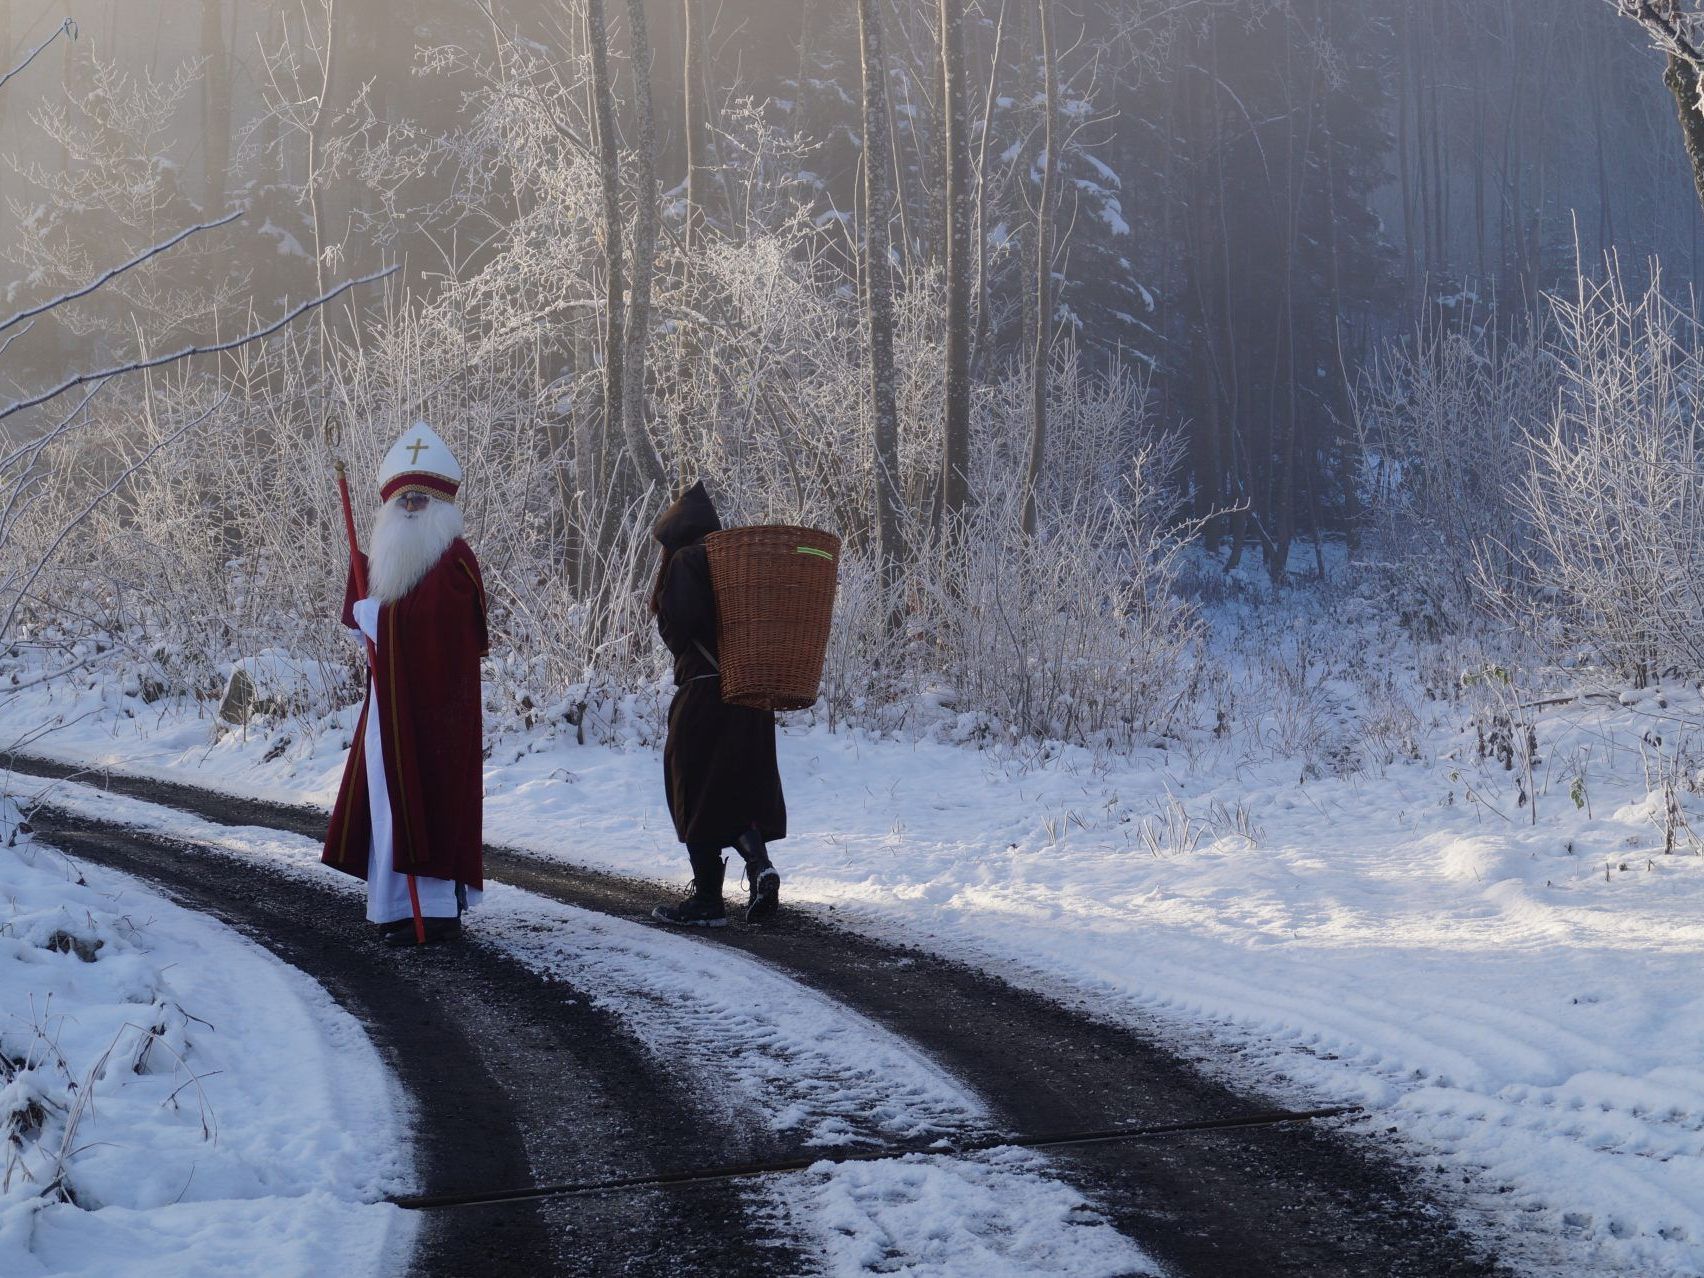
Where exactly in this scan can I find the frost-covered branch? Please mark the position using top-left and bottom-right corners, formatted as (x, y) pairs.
(1618, 1), (1704, 68)
(0, 18), (77, 95)
(0, 211), (244, 339)
(0, 266), (397, 425)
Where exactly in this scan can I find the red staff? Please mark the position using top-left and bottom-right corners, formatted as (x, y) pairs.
(327, 420), (426, 946)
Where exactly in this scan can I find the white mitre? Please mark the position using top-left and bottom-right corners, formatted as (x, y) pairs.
(378, 422), (463, 503)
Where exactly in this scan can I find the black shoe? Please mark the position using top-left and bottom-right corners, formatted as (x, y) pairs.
(736, 830), (780, 924)
(653, 889), (728, 928)
(745, 865), (780, 924)
(383, 916), (461, 947)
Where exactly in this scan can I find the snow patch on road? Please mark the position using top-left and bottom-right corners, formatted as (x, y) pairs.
(479, 897), (978, 1148)
(802, 1147), (1159, 1277)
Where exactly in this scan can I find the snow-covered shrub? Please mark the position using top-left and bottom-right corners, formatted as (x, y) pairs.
(4, 47), (248, 362)
(918, 468), (1198, 748)
(0, 800), (213, 1215)
(1355, 305), (1555, 633)
(1515, 269), (1704, 684)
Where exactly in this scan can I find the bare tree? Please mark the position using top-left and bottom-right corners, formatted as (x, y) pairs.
(585, 0), (629, 500)
(0, 7), (11, 134)
(622, 0), (666, 492)
(1021, 0), (1059, 537)
(681, 0), (735, 246)
(0, 38), (395, 671)
(201, 0), (233, 213)
(858, 0), (905, 589)
(971, 0), (1009, 381)
(682, 0), (710, 250)
(940, 0), (972, 526)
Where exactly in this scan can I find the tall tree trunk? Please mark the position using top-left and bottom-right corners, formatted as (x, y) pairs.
(683, 0), (709, 251)
(682, 0), (739, 240)
(1592, 56), (1616, 256)
(1664, 51), (1704, 214)
(971, 0), (1007, 381)
(622, 0), (666, 492)
(1021, 0), (1057, 538)
(1396, 3), (1416, 300)
(201, 0), (232, 213)
(0, 3), (11, 133)
(1473, 57), (1488, 281)
(858, 0), (906, 592)
(940, 0), (972, 526)
(586, 0), (627, 505)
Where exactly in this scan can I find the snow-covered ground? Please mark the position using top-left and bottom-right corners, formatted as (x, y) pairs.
(5, 609), (1704, 1275)
(22, 779), (1157, 1278)
(0, 801), (411, 1278)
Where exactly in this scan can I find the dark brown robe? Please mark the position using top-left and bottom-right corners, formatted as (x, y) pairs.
(323, 539), (489, 887)
(655, 485), (786, 847)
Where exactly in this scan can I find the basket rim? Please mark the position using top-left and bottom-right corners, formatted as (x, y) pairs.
(705, 523), (840, 543)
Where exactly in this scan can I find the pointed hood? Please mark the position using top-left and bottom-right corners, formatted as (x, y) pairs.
(652, 480), (721, 550)
(378, 422), (462, 504)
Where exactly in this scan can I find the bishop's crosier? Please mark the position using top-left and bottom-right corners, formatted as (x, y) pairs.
(322, 423), (489, 946)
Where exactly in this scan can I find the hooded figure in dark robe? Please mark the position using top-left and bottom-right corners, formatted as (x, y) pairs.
(650, 481), (785, 926)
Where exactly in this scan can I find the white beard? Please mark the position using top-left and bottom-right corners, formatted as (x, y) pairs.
(369, 497), (464, 603)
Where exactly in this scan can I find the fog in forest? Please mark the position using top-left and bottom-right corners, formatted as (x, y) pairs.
(4, 0), (1704, 684)
(4, 1), (1699, 576)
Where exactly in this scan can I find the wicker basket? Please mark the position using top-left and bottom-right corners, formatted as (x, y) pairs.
(704, 525), (841, 711)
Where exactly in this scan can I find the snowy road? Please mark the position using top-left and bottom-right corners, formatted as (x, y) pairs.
(27, 808), (798, 1278)
(10, 754), (1503, 1277)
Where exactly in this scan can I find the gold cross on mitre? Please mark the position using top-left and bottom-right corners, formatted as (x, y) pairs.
(406, 437), (429, 464)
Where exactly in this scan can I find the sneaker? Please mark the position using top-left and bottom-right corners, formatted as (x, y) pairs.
(652, 890), (728, 928)
(746, 865), (781, 924)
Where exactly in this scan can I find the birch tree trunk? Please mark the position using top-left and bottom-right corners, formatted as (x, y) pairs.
(1021, 0), (1058, 538)
(858, 0), (906, 591)
(622, 0), (666, 492)
(940, 0), (972, 527)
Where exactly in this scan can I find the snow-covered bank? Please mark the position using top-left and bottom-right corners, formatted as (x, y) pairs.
(6, 645), (1704, 1275)
(0, 802), (411, 1277)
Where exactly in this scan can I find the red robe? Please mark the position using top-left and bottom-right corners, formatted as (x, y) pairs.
(323, 538), (489, 888)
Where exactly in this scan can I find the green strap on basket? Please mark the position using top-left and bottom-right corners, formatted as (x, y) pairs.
(795, 546), (835, 562)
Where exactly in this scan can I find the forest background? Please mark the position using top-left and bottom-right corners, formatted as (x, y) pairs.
(5, 0), (1704, 752)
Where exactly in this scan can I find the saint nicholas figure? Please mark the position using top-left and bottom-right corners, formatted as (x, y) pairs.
(323, 423), (488, 945)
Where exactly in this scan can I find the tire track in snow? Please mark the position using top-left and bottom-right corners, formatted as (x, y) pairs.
(479, 891), (1158, 1277)
(480, 893), (981, 1151)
